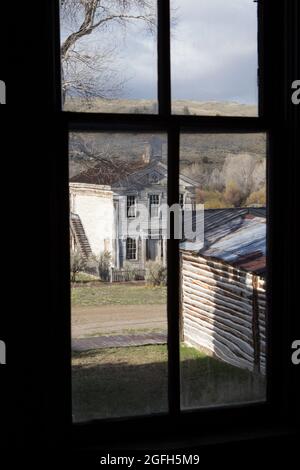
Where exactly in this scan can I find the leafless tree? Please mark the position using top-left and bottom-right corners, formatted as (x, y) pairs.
(207, 153), (266, 198)
(222, 153), (257, 197)
(60, 0), (155, 104)
(69, 133), (146, 184)
(70, 249), (88, 282)
(251, 159), (266, 192)
(209, 167), (224, 192)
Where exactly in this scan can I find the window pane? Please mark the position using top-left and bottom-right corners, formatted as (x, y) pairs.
(70, 132), (168, 421)
(127, 196), (136, 218)
(60, 1), (157, 113)
(171, 0), (258, 116)
(126, 238), (137, 260)
(180, 133), (267, 409)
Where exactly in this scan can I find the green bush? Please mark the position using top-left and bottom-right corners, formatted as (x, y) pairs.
(145, 261), (167, 286)
(223, 181), (245, 207)
(196, 189), (231, 209)
(70, 249), (99, 282)
(123, 261), (140, 281)
(246, 186), (266, 206)
(70, 249), (87, 282)
(98, 250), (111, 281)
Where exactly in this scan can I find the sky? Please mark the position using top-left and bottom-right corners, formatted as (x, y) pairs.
(170, 0), (258, 104)
(62, 0), (258, 105)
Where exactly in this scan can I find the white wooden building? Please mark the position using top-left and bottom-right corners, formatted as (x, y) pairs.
(70, 154), (198, 270)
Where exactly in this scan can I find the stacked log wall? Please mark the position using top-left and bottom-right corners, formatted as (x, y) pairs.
(181, 251), (266, 374)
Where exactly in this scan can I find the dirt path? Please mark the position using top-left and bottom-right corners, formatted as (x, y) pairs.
(72, 304), (167, 338)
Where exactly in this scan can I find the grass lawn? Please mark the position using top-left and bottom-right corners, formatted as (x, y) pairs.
(73, 272), (100, 282)
(71, 284), (167, 307)
(84, 327), (166, 337)
(72, 344), (266, 422)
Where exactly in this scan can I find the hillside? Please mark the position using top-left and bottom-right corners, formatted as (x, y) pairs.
(65, 98), (257, 117)
(69, 127), (265, 186)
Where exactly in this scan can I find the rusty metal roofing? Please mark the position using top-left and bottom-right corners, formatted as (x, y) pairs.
(181, 208), (266, 276)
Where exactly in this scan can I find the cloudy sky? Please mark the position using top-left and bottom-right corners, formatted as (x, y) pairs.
(114, 0), (258, 104)
(63, 0), (258, 105)
(171, 0), (258, 104)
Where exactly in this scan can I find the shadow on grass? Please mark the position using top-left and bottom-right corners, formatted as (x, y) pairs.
(180, 348), (266, 410)
(72, 345), (266, 422)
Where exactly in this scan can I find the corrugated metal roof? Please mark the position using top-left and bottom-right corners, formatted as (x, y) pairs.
(181, 208), (266, 276)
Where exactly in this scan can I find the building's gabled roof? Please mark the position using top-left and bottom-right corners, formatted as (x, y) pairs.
(203, 216), (266, 275)
(202, 207), (266, 245)
(70, 159), (147, 186)
(112, 160), (166, 190)
(180, 207), (266, 276)
(70, 156), (199, 192)
(112, 159), (199, 191)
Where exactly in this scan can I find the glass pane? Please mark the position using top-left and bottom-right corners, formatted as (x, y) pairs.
(60, 1), (157, 113)
(171, 0), (258, 116)
(70, 132), (168, 421)
(180, 133), (267, 409)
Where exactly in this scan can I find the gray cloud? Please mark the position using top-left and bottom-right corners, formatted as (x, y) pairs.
(62, 0), (258, 104)
(170, 0), (258, 104)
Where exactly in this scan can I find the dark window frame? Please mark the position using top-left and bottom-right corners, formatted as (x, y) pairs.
(127, 195), (137, 219)
(149, 193), (160, 218)
(46, 0), (299, 449)
(126, 237), (137, 260)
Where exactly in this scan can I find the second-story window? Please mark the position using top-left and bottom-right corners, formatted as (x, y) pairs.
(149, 194), (160, 217)
(127, 195), (136, 218)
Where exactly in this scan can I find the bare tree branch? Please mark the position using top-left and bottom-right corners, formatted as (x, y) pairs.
(60, 0), (156, 103)
(70, 133), (147, 184)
